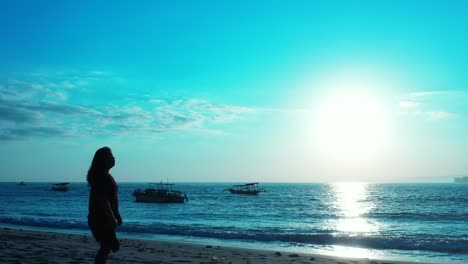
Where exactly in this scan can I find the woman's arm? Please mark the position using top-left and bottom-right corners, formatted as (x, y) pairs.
(109, 193), (122, 225)
(108, 177), (122, 225)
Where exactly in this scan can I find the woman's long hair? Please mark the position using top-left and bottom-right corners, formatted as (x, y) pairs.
(87, 147), (112, 185)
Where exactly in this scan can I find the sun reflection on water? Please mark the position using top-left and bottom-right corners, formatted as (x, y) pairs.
(320, 182), (382, 258)
(331, 182), (379, 233)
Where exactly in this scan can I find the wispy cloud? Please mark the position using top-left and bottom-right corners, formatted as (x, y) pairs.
(22, 102), (101, 116)
(426, 111), (458, 120)
(0, 127), (70, 141)
(0, 103), (42, 123)
(0, 72), (256, 141)
(399, 90), (464, 121)
(407, 90), (460, 98)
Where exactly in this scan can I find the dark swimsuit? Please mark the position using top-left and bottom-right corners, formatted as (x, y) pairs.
(88, 174), (120, 252)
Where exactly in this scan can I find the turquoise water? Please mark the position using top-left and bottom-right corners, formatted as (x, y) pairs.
(0, 182), (466, 263)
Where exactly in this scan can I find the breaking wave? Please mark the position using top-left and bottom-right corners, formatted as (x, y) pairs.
(1, 216), (467, 254)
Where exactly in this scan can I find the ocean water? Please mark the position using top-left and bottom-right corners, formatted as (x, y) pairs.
(0, 182), (467, 263)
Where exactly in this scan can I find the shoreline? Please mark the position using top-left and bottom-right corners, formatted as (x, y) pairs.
(0, 227), (430, 264)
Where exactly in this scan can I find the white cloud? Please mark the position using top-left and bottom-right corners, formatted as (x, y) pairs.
(408, 90), (458, 98)
(149, 99), (166, 105)
(399, 90), (465, 121)
(61, 81), (76, 89)
(149, 98), (255, 129)
(1, 72), (258, 140)
(91, 71), (107, 76)
(45, 90), (68, 101)
(426, 111), (458, 120)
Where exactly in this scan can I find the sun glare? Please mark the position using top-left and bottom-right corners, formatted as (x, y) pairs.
(314, 90), (388, 160)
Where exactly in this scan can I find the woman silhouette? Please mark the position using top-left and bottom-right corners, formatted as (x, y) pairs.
(87, 147), (122, 264)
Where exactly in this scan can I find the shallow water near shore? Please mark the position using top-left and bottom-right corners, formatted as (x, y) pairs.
(0, 182), (467, 263)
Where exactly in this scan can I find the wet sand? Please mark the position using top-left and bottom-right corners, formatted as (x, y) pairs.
(0, 228), (427, 264)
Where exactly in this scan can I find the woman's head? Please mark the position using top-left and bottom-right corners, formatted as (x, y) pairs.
(87, 147), (115, 184)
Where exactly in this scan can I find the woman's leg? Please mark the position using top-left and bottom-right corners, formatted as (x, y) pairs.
(95, 244), (111, 264)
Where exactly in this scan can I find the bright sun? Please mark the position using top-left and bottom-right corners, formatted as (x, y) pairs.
(314, 91), (388, 160)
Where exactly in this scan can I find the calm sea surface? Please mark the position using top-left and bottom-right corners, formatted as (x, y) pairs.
(0, 182), (466, 263)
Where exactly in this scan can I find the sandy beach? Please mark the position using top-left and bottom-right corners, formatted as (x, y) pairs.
(0, 228), (428, 264)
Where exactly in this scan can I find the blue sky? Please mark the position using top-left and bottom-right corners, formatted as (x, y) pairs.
(1, 1), (467, 182)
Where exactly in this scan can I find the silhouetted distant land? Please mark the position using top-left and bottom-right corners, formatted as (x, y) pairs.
(454, 176), (468, 183)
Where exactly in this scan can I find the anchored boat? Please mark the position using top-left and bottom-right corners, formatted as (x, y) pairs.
(51, 182), (70, 192)
(227, 182), (266, 195)
(133, 182), (188, 203)
(454, 176), (468, 183)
